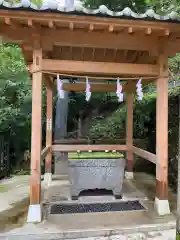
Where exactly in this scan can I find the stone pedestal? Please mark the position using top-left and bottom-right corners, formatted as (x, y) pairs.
(54, 152), (68, 176)
(69, 158), (125, 200)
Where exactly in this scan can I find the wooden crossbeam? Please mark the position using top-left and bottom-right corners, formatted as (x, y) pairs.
(41, 59), (159, 77)
(52, 144), (127, 152)
(132, 146), (156, 164)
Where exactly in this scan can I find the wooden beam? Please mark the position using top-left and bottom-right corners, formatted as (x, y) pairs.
(27, 19), (34, 28)
(4, 17), (11, 25)
(52, 144), (127, 152)
(132, 146), (156, 164)
(48, 20), (54, 28)
(156, 53), (169, 203)
(128, 27), (133, 34)
(30, 47), (43, 206)
(89, 23), (94, 31)
(41, 59), (159, 76)
(45, 77), (53, 174)
(166, 39), (180, 55)
(145, 27), (152, 35)
(69, 22), (74, 30)
(126, 93), (134, 172)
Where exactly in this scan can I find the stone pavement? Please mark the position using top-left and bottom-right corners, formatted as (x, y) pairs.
(75, 229), (176, 239)
(0, 173), (177, 239)
(0, 175), (29, 213)
(0, 223), (176, 239)
(0, 175), (29, 231)
(75, 230), (175, 240)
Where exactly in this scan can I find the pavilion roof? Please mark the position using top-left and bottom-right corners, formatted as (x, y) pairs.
(0, 1), (180, 23)
(1, 0), (180, 82)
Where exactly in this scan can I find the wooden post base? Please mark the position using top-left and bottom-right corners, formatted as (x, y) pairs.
(154, 197), (170, 216)
(27, 204), (42, 223)
(125, 171), (134, 180)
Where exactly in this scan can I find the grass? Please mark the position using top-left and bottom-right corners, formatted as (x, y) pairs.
(0, 184), (8, 193)
(69, 151), (124, 159)
(176, 233), (180, 240)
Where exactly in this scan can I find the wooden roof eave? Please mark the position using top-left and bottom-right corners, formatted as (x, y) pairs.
(0, 8), (180, 32)
(1, 20), (180, 57)
(0, 8), (180, 53)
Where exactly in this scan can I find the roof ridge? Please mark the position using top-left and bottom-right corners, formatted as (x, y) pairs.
(0, 0), (179, 21)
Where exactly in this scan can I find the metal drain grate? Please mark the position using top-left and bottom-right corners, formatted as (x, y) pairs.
(50, 200), (145, 214)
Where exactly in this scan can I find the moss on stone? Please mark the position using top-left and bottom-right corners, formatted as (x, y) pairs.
(69, 151), (123, 159)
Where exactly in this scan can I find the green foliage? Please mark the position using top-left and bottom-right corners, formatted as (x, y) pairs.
(82, 0), (180, 13)
(145, 0), (180, 13)
(68, 91), (118, 132)
(89, 87), (180, 141)
(169, 54), (180, 81)
(176, 232), (180, 240)
(7, 0), (43, 7)
(0, 43), (32, 168)
(81, 0), (147, 12)
(0, 185), (8, 193)
(0, 44), (25, 74)
(89, 105), (126, 139)
(31, 0), (43, 7)
(91, 94), (156, 142)
(0, 44), (30, 132)
(1, 0), (180, 173)
(12, 169), (30, 175)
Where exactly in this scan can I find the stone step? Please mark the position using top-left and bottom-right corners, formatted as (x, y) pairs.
(0, 221), (175, 240)
(52, 174), (69, 181)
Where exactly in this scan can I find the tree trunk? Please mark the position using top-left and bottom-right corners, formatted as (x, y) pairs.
(176, 95), (180, 239)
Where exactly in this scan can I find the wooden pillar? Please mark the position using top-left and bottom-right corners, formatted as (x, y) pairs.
(125, 92), (134, 179)
(155, 53), (170, 215)
(27, 47), (43, 223)
(44, 77), (53, 184)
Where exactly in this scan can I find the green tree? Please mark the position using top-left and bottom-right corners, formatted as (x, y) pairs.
(81, 0), (180, 13)
(146, 0), (180, 13)
(81, 0), (147, 12)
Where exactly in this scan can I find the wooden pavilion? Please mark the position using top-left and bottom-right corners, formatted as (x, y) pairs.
(0, 1), (180, 223)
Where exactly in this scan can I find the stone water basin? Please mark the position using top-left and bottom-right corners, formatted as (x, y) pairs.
(69, 157), (125, 200)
